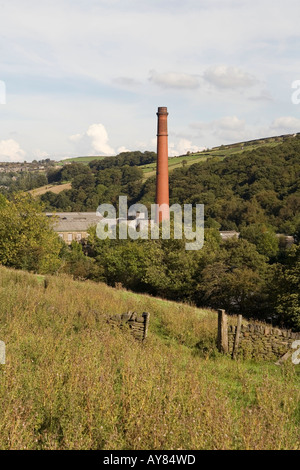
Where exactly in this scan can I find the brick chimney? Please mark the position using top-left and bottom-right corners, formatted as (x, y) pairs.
(155, 107), (169, 223)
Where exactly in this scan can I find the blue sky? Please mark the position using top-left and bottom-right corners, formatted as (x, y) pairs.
(1, 0), (300, 161)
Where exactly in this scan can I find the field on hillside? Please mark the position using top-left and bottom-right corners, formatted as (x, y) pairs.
(140, 139), (283, 179)
(52, 135), (285, 178)
(0, 266), (299, 450)
(28, 182), (72, 197)
(57, 156), (107, 166)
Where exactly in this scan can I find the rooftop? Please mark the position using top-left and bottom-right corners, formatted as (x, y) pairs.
(46, 212), (100, 232)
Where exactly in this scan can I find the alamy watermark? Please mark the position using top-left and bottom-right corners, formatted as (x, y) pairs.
(292, 340), (300, 365)
(291, 80), (300, 104)
(0, 80), (6, 104)
(96, 196), (204, 251)
(0, 341), (5, 365)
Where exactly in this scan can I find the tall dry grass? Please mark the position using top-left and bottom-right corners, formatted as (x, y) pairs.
(0, 266), (299, 450)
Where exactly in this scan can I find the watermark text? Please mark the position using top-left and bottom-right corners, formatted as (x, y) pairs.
(96, 196), (204, 251)
(291, 80), (300, 104)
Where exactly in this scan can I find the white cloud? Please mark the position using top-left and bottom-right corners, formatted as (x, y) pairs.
(117, 146), (131, 153)
(217, 116), (246, 131)
(69, 133), (82, 143)
(1, 2), (300, 156)
(113, 77), (141, 88)
(190, 115), (249, 144)
(87, 124), (115, 155)
(169, 138), (203, 157)
(0, 139), (26, 162)
(32, 149), (50, 160)
(248, 89), (273, 102)
(191, 115), (245, 132)
(214, 117), (247, 142)
(149, 70), (199, 89)
(69, 124), (115, 156)
(270, 116), (300, 133)
(203, 65), (257, 89)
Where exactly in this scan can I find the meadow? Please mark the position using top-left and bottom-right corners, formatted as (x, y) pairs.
(0, 265), (299, 450)
(56, 156), (107, 166)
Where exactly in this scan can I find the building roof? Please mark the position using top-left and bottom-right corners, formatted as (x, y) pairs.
(46, 212), (146, 232)
(46, 212), (100, 232)
(219, 231), (240, 240)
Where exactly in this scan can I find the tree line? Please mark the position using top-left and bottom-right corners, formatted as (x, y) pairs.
(38, 139), (300, 238)
(0, 142), (299, 329)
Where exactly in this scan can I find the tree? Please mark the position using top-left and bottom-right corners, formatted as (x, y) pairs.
(240, 223), (279, 258)
(61, 241), (101, 280)
(272, 245), (300, 330)
(0, 193), (62, 273)
(195, 238), (270, 316)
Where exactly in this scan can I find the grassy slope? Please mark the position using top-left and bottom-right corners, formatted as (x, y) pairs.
(28, 182), (72, 197)
(55, 135), (286, 174)
(140, 140), (283, 180)
(57, 156), (107, 166)
(27, 138), (286, 195)
(0, 266), (299, 450)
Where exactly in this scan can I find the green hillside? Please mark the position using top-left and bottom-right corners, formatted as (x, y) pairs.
(0, 266), (299, 450)
(40, 134), (300, 233)
(55, 133), (290, 173)
(57, 156), (107, 166)
(141, 135), (285, 178)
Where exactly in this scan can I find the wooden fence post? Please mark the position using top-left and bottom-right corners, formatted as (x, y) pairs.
(232, 314), (242, 359)
(142, 312), (150, 341)
(0, 340), (5, 365)
(217, 309), (228, 354)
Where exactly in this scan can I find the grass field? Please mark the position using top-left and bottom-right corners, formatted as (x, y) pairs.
(0, 266), (299, 450)
(140, 140), (283, 179)
(28, 182), (72, 197)
(57, 156), (107, 166)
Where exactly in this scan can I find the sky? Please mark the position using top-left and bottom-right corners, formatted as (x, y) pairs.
(1, 0), (300, 161)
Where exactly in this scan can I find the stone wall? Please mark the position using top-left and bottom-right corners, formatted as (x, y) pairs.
(228, 319), (300, 361)
(107, 311), (150, 341)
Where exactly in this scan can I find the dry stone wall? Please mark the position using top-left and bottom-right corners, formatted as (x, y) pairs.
(228, 320), (300, 361)
(107, 311), (150, 341)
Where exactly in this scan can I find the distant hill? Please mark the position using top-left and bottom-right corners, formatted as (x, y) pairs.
(57, 155), (108, 166)
(56, 133), (299, 174)
(28, 182), (72, 197)
(141, 133), (299, 178)
(38, 132), (300, 236)
(163, 133), (300, 234)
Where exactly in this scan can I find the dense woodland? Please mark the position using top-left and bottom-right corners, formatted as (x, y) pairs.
(37, 139), (300, 237)
(0, 140), (299, 329)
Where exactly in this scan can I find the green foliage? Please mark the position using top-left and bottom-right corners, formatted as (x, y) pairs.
(41, 163), (144, 212)
(0, 193), (62, 273)
(61, 241), (102, 280)
(240, 224), (279, 257)
(38, 137), (300, 237)
(89, 150), (157, 171)
(195, 238), (269, 316)
(156, 136), (300, 233)
(0, 194), (7, 209)
(0, 171), (48, 194)
(272, 245), (300, 330)
(2, 138), (299, 327)
(84, 226), (275, 319)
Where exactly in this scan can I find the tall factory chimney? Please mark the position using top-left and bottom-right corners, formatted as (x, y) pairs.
(155, 106), (169, 223)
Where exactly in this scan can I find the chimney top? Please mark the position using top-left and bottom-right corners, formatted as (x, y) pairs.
(157, 107), (168, 115)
